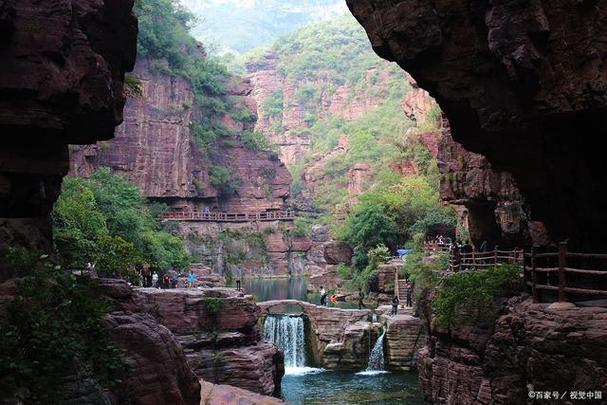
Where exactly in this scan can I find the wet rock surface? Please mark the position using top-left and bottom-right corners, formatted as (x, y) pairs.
(259, 299), (372, 369)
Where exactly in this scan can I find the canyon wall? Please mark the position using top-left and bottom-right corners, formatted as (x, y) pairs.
(69, 56), (308, 277)
(347, 0), (607, 250)
(418, 296), (607, 404)
(0, 0), (137, 277)
(403, 72), (531, 247)
(70, 58), (291, 213)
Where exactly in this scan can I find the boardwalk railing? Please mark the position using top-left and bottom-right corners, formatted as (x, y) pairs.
(449, 247), (524, 273)
(162, 210), (295, 222)
(524, 242), (607, 303)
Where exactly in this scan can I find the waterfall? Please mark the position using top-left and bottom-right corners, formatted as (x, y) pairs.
(357, 328), (388, 375)
(264, 314), (306, 368)
(366, 330), (386, 371)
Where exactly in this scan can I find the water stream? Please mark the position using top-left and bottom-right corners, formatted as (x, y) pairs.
(258, 277), (423, 404)
(357, 329), (387, 376)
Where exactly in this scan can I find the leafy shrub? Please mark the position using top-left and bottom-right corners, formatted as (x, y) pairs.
(52, 168), (190, 274)
(0, 254), (129, 402)
(240, 130), (274, 151)
(206, 298), (222, 315)
(209, 165), (240, 197)
(264, 89), (284, 118)
(432, 263), (524, 328)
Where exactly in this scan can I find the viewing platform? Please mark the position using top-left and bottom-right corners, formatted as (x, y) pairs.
(161, 210), (295, 222)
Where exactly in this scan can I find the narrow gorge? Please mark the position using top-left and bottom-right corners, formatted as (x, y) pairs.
(1, 0), (607, 404)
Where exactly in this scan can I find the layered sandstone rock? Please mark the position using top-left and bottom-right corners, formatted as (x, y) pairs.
(0, 0), (137, 276)
(180, 220), (310, 278)
(102, 280), (285, 399)
(199, 381), (284, 405)
(70, 59), (291, 213)
(383, 314), (424, 371)
(347, 0), (607, 250)
(402, 64), (531, 247)
(105, 313), (201, 405)
(418, 296), (607, 404)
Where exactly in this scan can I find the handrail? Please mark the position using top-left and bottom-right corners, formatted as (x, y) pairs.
(525, 242), (607, 303)
(161, 210), (295, 222)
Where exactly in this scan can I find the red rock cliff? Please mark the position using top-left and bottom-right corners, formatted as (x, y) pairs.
(0, 0), (137, 276)
(70, 58), (292, 213)
(347, 0), (607, 250)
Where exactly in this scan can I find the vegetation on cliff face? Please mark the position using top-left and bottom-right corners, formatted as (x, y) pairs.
(0, 253), (128, 403)
(241, 16), (456, 287)
(53, 168), (190, 277)
(432, 264), (524, 328)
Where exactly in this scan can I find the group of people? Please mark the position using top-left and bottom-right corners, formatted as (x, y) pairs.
(391, 282), (414, 316)
(139, 265), (199, 289)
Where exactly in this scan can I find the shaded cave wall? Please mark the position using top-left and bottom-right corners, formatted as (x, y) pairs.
(347, 0), (607, 251)
(0, 0), (137, 278)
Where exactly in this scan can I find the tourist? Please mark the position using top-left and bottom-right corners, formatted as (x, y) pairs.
(358, 289), (366, 309)
(479, 240), (489, 253)
(152, 271), (159, 288)
(187, 271), (197, 288)
(236, 267), (242, 291)
(405, 284), (413, 307)
(203, 205), (210, 219)
(391, 296), (400, 316)
(162, 274), (170, 289)
(320, 286), (327, 306)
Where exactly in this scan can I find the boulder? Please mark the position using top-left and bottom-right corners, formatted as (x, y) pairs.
(323, 241), (353, 265)
(105, 313), (201, 405)
(199, 381), (284, 405)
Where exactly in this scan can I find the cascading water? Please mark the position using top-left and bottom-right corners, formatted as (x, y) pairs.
(264, 314), (306, 368)
(357, 328), (388, 375)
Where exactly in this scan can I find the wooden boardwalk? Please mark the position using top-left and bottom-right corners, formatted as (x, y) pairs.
(162, 210), (295, 222)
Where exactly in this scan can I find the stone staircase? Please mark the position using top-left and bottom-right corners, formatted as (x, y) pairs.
(397, 279), (408, 302)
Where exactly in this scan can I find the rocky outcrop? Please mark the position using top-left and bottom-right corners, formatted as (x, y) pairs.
(382, 314), (424, 371)
(105, 313), (201, 405)
(199, 380), (284, 405)
(347, 163), (372, 201)
(418, 296), (607, 404)
(347, 0), (607, 250)
(439, 125), (530, 247)
(125, 287), (284, 397)
(0, 0), (137, 277)
(323, 241), (353, 265)
(100, 280), (285, 400)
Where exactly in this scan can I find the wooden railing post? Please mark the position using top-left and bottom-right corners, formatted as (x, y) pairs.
(530, 247), (539, 303)
(471, 250), (476, 271)
(558, 241), (567, 302)
(494, 246), (498, 265)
